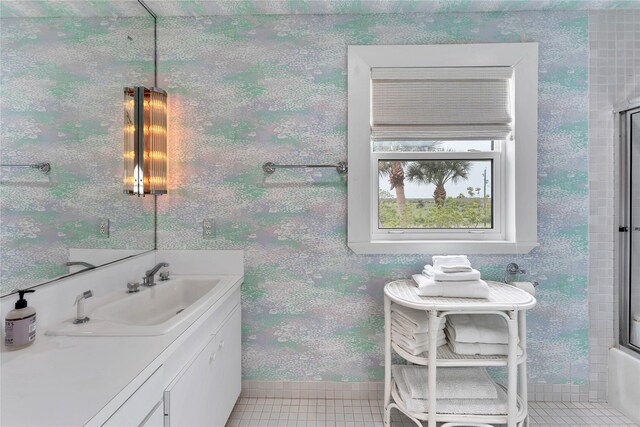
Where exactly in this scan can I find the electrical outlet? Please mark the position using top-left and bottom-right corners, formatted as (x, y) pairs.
(99, 218), (110, 238)
(203, 218), (214, 239)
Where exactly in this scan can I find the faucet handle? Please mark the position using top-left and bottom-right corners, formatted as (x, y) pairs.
(506, 263), (520, 274)
(159, 271), (170, 281)
(127, 281), (141, 293)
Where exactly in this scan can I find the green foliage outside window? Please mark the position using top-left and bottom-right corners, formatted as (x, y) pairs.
(378, 161), (492, 229)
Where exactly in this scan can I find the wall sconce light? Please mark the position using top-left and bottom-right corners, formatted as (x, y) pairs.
(124, 86), (167, 196)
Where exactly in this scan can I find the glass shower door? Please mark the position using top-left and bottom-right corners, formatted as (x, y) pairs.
(629, 109), (640, 349)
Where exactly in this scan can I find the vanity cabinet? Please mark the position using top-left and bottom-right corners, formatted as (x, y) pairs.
(164, 305), (241, 427)
(95, 285), (242, 427)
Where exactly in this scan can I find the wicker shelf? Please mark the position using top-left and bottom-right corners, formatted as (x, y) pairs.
(390, 379), (528, 425)
(391, 341), (526, 367)
(384, 279), (536, 427)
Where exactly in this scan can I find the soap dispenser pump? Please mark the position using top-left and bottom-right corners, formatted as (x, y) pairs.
(4, 289), (36, 350)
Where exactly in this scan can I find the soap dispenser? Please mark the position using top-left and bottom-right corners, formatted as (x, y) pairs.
(4, 289), (36, 350)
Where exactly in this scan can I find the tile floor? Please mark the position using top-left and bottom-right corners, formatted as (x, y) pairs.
(226, 398), (638, 427)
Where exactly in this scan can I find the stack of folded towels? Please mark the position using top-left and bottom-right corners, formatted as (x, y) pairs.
(392, 365), (508, 414)
(391, 304), (446, 355)
(445, 314), (520, 356)
(412, 255), (490, 298)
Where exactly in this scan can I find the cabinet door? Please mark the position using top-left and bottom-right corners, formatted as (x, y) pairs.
(141, 401), (163, 427)
(164, 306), (241, 427)
(102, 366), (164, 427)
(208, 305), (242, 424)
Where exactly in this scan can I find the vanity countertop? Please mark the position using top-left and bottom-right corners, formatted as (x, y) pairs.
(0, 274), (243, 427)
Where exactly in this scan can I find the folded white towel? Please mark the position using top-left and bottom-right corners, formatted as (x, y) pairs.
(392, 365), (508, 415)
(391, 323), (444, 342)
(446, 314), (512, 344)
(446, 337), (523, 356)
(400, 366), (498, 400)
(432, 255), (469, 263)
(393, 335), (447, 355)
(412, 274), (490, 299)
(432, 255), (471, 270)
(392, 325), (446, 346)
(423, 265), (481, 282)
(439, 264), (474, 273)
(391, 303), (444, 332)
(391, 312), (445, 335)
(392, 315), (445, 336)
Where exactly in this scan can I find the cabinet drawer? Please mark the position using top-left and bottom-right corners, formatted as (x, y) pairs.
(103, 366), (164, 427)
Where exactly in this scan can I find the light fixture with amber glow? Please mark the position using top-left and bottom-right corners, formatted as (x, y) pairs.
(124, 86), (167, 196)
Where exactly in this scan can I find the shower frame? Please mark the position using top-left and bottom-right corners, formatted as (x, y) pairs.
(617, 100), (640, 355)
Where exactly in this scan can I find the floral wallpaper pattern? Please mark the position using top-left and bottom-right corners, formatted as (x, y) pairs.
(4, 0), (637, 19)
(150, 0), (639, 16)
(157, 10), (589, 385)
(0, 16), (156, 295)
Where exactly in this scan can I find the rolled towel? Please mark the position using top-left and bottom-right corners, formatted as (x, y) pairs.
(446, 314), (512, 344)
(412, 274), (490, 299)
(446, 337), (522, 357)
(391, 303), (444, 332)
(400, 366), (498, 400)
(392, 365), (508, 415)
(423, 265), (481, 282)
(432, 255), (471, 270)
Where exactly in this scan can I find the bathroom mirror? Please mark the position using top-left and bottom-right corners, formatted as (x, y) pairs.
(0, 1), (157, 296)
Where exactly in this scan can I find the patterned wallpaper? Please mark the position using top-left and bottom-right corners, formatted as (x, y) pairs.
(0, 17), (156, 295)
(146, 0), (640, 16)
(3, 0), (639, 18)
(0, 1), (149, 18)
(157, 11), (588, 384)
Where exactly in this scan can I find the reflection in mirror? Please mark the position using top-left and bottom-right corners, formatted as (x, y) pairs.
(0, 1), (156, 296)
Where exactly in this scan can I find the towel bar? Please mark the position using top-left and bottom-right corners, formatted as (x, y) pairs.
(262, 161), (347, 175)
(0, 162), (51, 174)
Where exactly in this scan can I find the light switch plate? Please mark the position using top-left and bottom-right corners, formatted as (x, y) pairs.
(99, 218), (110, 238)
(203, 218), (214, 239)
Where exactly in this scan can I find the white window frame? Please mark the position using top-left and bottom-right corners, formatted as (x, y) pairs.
(347, 43), (539, 254)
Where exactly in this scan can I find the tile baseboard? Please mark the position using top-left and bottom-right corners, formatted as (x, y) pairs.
(240, 381), (595, 402)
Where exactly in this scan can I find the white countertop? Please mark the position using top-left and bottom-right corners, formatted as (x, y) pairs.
(0, 274), (243, 427)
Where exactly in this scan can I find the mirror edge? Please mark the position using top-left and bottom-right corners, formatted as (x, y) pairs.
(0, 0), (160, 299)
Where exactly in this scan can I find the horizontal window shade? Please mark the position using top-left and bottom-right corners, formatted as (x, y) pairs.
(371, 66), (513, 141)
(371, 125), (512, 141)
(371, 67), (513, 80)
(372, 80), (510, 125)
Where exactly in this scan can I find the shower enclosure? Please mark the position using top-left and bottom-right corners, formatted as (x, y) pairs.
(618, 102), (640, 353)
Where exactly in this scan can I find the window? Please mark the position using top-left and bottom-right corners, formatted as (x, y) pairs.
(347, 43), (539, 254)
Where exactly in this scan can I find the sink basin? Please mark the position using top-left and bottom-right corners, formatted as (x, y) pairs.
(46, 275), (238, 337)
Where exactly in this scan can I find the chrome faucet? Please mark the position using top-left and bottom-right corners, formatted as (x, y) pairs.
(143, 262), (169, 287)
(73, 290), (93, 324)
(66, 261), (96, 271)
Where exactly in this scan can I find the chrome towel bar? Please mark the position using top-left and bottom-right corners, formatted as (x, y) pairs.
(0, 162), (51, 174)
(262, 161), (347, 175)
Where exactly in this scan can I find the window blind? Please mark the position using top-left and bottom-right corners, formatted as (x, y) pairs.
(371, 67), (513, 141)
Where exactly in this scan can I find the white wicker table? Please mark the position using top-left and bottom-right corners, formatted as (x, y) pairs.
(384, 279), (536, 427)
